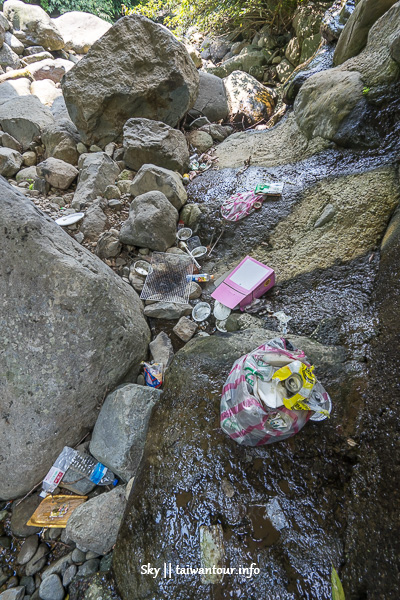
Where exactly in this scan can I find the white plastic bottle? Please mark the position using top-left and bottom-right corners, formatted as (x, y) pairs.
(69, 451), (118, 487)
(40, 447), (118, 497)
(40, 446), (77, 497)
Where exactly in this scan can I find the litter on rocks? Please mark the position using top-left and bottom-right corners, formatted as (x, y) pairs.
(27, 495), (87, 528)
(191, 245), (207, 258)
(176, 227), (192, 241)
(140, 252), (194, 303)
(142, 361), (163, 388)
(212, 255), (275, 311)
(254, 182), (284, 195)
(213, 301), (232, 320)
(55, 212), (85, 226)
(221, 190), (264, 222)
(178, 241), (201, 269)
(40, 446), (118, 497)
(192, 302), (212, 322)
(221, 181), (284, 221)
(133, 260), (153, 277)
(186, 235), (201, 251)
(273, 310), (292, 334)
(187, 273), (215, 282)
(220, 337), (332, 446)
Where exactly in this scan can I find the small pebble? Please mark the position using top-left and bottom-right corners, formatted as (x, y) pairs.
(71, 548), (86, 564)
(62, 564), (77, 587)
(38, 573), (64, 600)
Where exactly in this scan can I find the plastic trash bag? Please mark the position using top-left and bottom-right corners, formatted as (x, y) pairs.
(142, 362), (163, 388)
(220, 337), (332, 446)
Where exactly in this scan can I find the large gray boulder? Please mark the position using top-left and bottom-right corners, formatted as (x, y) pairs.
(294, 69), (365, 144)
(294, 2), (400, 148)
(333, 0), (398, 66)
(224, 70), (276, 124)
(42, 118), (80, 165)
(0, 147), (23, 176)
(123, 118), (189, 174)
(4, 30), (24, 55)
(65, 486), (127, 555)
(53, 11), (111, 54)
(0, 179), (150, 500)
(62, 15), (199, 146)
(0, 95), (54, 151)
(119, 190), (178, 251)
(130, 164), (187, 211)
(36, 156), (78, 189)
(73, 152), (119, 208)
(0, 42), (21, 69)
(3, 0), (64, 50)
(90, 384), (162, 481)
(189, 71), (229, 122)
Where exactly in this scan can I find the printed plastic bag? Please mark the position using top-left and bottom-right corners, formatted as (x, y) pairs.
(221, 191), (263, 222)
(142, 362), (163, 388)
(220, 337), (332, 446)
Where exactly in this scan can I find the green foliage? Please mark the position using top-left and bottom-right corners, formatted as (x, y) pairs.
(331, 566), (345, 600)
(126, 0), (304, 35)
(363, 86), (370, 95)
(26, 0), (137, 22)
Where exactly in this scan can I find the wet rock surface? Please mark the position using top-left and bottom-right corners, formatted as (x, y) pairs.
(114, 329), (353, 599)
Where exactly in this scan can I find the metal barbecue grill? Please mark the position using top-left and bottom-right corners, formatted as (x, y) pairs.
(140, 252), (194, 304)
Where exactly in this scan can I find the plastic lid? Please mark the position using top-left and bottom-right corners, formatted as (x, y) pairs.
(113, 479), (118, 487)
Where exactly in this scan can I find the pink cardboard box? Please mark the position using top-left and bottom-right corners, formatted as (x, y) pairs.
(211, 256), (275, 311)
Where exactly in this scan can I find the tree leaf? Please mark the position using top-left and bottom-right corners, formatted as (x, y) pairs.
(331, 566), (345, 600)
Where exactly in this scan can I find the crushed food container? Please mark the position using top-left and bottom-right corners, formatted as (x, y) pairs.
(27, 495), (87, 528)
(211, 256), (275, 311)
(134, 260), (153, 277)
(192, 302), (211, 322)
(254, 182), (284, 195)
(176, 227), (192, 241)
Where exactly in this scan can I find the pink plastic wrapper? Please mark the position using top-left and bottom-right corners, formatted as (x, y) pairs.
(221, 191), (263, 222)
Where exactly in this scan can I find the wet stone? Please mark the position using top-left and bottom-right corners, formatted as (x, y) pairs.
(6, 576), (19, 588)
(19, 576), (35, 596)
(0, 589), (25, 600)
(10, 496), (42, 537)
(71, 549), (86, 564)
(25, 544), (49, 577)
(99, 553), (113, 572)
(41, 552), (73, 579)
(38, 573), (64, 600)
(0, 536), (11, 549)
(17, 535), (39, 565)
(0, 567), (11, 587)
(62, 564), (77, 587)
(77, 559), (100, 578)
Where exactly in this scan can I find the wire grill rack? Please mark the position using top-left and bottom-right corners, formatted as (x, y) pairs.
(140, 252), (194, 304)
